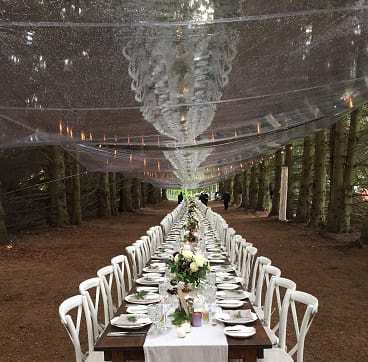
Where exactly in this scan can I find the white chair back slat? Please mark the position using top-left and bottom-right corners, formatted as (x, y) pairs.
(97, 265), (118, 321)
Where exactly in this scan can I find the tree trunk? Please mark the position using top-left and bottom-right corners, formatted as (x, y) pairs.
(65, 151), (82, 225)
(109, 172), (118, 216)
(270, 150), (282, 216)
(285, 144), (294, 219)
(341, 109), (360, 232)
(232, 174), (242, 206)
(296, 136), (313, 223)
(310, 130), (327, 227)
(218, 181), (224, 194)
(256, 161), (266, 211)
(249, 165), (258, 210)
(360, 219), (368, 245)
(97, 172), (111, 217)
(0, 185), (8, 244)
(327, 119), (346, 232)
(47, 146), (68, 226)
(161, 188), (168, 201)
(131, 178), (141, 209)
(119, 176), (133, 212)
(240, 169), (250, 209)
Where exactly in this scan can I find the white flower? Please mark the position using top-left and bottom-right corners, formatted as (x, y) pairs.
(190, 262), (199, 272)
(194, 254), (206, 268)
(174, 254), (179, 262)
(182, 250), (193, 260)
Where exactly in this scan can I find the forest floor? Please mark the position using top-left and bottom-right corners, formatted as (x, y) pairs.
(1, 201), (368, 362)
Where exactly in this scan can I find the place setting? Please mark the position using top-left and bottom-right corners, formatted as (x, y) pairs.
(125, 291), (161, 304)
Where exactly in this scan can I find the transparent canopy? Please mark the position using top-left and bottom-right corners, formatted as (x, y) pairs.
(1, 0), (368, 188)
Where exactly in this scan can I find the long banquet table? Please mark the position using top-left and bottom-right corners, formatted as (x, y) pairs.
(95, 210), (272, 362)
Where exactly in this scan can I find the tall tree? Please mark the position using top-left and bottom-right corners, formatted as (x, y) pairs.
(109, 172), (118, 216)
(341, 109), (360, 232)
(131, 178), (141, 209)
(232, 174), (242, 206)
(249, 164), (258, 210)
(270, 150), (282, 216)
(97, 172), (111, 217)
(256, 161), (266, 210)
(0, 183), (8, 244)
(47, 146), (69, 226)
(240, 169), (250, 209)
(327, 119), (346, 232)
(119, 175), (133, 212)
(65, 151), (82, 225)
(285, 144), (294, 219)
(310, 130), (327, 227)
(296, 136), (313, 223)
(161, 188), (168, 201)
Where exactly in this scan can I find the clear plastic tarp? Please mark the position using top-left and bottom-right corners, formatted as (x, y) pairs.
(1, 1), (368, 187)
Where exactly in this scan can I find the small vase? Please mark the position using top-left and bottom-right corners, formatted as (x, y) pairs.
(182, 321), (191, 334)
(176, 325), (187, 338)
(182, 283), (192, 294)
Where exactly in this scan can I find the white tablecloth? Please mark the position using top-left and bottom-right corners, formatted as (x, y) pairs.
(144, 324), (228, 362)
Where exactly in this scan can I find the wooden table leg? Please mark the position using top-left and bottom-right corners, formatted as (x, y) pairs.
(112, 350), (125, 362)
(243, 349), (258, 362)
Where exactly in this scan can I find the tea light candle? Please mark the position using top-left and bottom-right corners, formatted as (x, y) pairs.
(191, 312), (202, 327)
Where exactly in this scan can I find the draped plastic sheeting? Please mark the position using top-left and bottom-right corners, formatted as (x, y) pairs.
(1, 1), (368, 187)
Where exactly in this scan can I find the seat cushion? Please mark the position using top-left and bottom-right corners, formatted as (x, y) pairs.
(86, 351), (105, 362)
(258, 348), (293, 362)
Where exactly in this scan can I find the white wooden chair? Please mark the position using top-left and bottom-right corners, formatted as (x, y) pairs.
(126, 245), (138, 279)
(97, 265), (119, 321)
(241, 246), (258, 290)
(249, 256), (272, 303)
(59, 295), (104, 362)
(263, 277), (296, 346)
(259, 290), (318, 362)
(111, 255), (133, 305)
(79, 278), (108, 341)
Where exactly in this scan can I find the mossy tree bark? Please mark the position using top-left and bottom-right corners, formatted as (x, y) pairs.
(161, 188), (168, 201)
(341, 109), (360, 232)
(270, 150), (282, 216)
(249, 165), (258, 210)
(232, 174), (242, 206)
(0, 184), (8, 244)
(109, 172), (118, 216)
(327, 119), (346, 232)
(310, 130), (327, 227)
(97, 172), (111, 217)
(47, 146), (69, 226)
(131, 178), (141, 209)
(240, 169), (250, 209)
(296, 136), (313, 223)
(65, 151), (82, 225)
(119, 176), (133, 212)
(256, 161), (266, 211)
(285, 144), (295, 219)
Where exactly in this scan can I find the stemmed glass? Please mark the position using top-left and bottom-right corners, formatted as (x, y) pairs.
(159, 281), (170, 329)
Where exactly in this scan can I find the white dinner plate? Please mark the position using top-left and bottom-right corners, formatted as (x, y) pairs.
(126, 305), (148, 314)
(125, 292), (161, 304)
(224, 325), (256, 339)
(217, 283), (239, 290)
(209, 259), (225, 264)
(216, 299), (244, 309)
(217, 310), (258, 324)
(136, 276), (166, 285)
(143, 267), (166, 273)
(216, 290), (250, 300)
(217, 276), (242, 284)
(111, 314), (151, 329)
(136, 286), (159, 293)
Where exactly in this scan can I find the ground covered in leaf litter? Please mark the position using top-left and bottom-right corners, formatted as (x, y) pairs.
(0, 201), (367, 361)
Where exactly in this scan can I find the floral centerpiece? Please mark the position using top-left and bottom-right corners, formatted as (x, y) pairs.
(168, 250), (209, 288)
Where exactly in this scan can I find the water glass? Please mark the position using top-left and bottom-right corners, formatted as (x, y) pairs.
(147, 304), (161, 330)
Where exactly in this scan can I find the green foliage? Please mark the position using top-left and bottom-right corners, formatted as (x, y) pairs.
(171, 308), (190, 326)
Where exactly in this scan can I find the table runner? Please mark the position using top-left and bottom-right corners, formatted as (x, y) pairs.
(143, 324), (228, 362)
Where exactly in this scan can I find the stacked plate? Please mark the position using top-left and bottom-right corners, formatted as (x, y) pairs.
(111, 314), (151, 329)
(126, 305), (148, 314)
(136, 286), (158, 293)
(216, 309), (258, 324)
(125, 292), (161, 304)
(216, 290), (250, 300)
(136, 276), (165, 285)
(224, 325), (256, 339)
(216, 299), (244, 309)
(217, 283), (239, 290)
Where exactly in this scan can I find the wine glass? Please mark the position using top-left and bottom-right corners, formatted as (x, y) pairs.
(148, 304), (161, 331)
